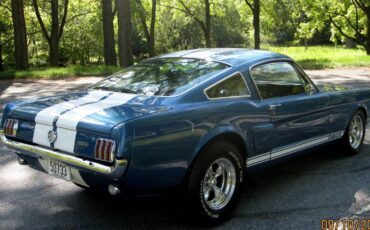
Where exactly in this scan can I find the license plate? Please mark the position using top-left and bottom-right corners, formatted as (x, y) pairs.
(48, 160), (71, 181)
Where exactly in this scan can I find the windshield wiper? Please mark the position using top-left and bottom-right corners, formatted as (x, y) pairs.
(94, 86), (139, 94)
(118, 88), (139, 94)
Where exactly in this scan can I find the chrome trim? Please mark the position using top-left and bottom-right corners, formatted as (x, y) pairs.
(247, 58), (293, 100)
(292, 63), (320, 93)
(4, 119), (18, 137)
(90, 61), (231, 98)
(0, 130), (127, 175)
(203, 71), (252, 100)
(94, 138), (116, 163)
(246, 131), (344, 167)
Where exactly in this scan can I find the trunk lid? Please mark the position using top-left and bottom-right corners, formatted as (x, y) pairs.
(4, 90), (169, 154)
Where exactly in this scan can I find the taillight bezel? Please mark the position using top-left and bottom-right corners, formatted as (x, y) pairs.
(94, 138), (116, 163)
(4, 119), (18, 137)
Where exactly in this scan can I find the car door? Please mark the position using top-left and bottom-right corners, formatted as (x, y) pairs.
(249, 61), (332, 159)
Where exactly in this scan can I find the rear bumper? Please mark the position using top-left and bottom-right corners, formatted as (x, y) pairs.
(0, 130), (128, 186)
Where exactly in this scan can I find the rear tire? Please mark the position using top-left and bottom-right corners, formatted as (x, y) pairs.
(339, 110), (366, 155)
(185, 141), (245, 225)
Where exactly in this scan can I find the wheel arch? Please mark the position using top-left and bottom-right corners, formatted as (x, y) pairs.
(345, 105), (368, 129)
(357, 105), (367, 121)
(193, 127), (248, 161)
(182, 127), (248, 186)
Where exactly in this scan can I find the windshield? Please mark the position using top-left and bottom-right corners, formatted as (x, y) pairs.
(92, 58), (230, 96)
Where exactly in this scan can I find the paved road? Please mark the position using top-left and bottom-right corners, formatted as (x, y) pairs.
(1, 69), (370, 229)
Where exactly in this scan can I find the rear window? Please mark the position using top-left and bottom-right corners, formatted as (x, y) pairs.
(206, 73), (250, 99)
(92, 58), (229, 96)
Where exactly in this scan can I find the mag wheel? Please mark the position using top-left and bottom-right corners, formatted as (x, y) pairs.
(186, 141), (244, 225)
(341, 110), (366, 155)
(202, 158), (236, 211)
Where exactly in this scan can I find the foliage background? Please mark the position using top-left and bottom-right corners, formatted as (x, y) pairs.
(0, 0), (369, 73)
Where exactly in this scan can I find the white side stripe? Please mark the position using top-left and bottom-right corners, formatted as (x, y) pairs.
(247, 131), (344, 167)
(246, 152), (270, 166)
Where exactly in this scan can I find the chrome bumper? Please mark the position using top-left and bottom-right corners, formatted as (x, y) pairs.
(0, 130), (127, 177)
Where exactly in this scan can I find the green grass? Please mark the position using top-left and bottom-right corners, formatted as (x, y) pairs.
(267, 46), (370, 69)
(0, 65), (121, 80)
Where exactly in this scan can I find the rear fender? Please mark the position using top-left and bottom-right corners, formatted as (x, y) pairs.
(192, 125), (249, 163)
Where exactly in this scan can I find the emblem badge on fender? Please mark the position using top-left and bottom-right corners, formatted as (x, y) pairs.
(48, 130), (57, 143)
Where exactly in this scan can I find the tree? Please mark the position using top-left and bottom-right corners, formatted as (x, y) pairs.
(160, 0), (212, 47)
(102, 0), (117, 66)
(296, 22), (315, 49)
(32, 0), (69, 66)
(10, 0), (28, 69)
(136, 0), (157, 57)
(179, 0), (211, 47)
(244, 0), (260, 49)
(117, 0), (134, 67)
(327, 0), (370, 54)
(303, 0), (370, 54)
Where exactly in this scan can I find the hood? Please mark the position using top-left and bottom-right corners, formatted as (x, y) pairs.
(6, 90), (170, 135)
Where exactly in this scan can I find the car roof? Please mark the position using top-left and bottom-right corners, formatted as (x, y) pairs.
(155, 48), (290, 66)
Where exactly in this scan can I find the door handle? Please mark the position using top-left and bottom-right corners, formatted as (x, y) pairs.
(269, 104), (282, 110)
(269, 104), (282, 115)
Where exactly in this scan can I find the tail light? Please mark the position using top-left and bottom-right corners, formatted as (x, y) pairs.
(4, 119), (18, 137)
(94, 138), (116, 162)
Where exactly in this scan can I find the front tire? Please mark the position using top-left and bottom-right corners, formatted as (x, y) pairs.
(186, 141), (245, 225)
(340, 110), (366, 155)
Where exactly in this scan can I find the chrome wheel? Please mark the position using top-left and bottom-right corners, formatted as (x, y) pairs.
(202, 157), (236, 210)
(349, 114), (364, 149)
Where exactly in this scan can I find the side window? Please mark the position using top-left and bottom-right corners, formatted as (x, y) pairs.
(250, 62), (306, 99)
(206, 73), (250, 99)
(294, 65), (318, 94)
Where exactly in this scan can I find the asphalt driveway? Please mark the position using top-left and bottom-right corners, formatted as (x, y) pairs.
(1, 68), (370, 229)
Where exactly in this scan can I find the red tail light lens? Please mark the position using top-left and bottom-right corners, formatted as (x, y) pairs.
(94, 138), (116, 162)
(4, 119), (18, 137)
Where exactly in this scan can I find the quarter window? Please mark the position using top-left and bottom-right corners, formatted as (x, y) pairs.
(250, 62), (306, 99)
(206, 73), (250, 99)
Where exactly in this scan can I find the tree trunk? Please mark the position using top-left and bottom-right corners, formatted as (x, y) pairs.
(102, 0), (117, 66)
(148, 0), (156, 57)
(0, 42), (4, 72)
(11, 0), (28, 70)
(32, 0), (69, 67)
(49, 0), (59, 66)
(117, 0), (133, 67)
(304, 39), (308, 50)
(137, 0), (156, 57)
(366, 11), (370, 55)
(253, 0), (260, 49)
(205, 0), (211, 48)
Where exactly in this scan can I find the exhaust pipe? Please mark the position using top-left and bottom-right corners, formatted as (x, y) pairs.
(108, 184), (121, 196)
(18, 157), (27, 165)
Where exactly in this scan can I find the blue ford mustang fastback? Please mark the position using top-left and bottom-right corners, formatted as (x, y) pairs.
(1, 48), (369, 224)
